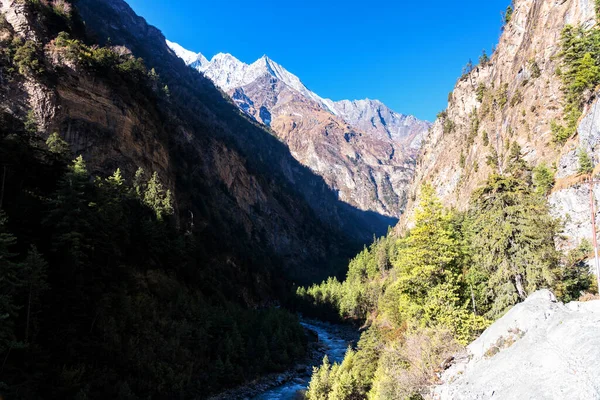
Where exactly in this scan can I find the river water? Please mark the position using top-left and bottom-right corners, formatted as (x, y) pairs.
(252, 321), (355, 400)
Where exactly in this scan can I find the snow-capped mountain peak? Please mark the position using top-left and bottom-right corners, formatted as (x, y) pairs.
(165, 39), (431, 218)
(165, 40), (428, 136)
(166, 40), (336, 112)
(166, 40), (208, 68)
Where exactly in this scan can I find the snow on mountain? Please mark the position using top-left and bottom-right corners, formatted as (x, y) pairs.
(166, 39), (431, 218)
(332, 99), (430, 144)
(166, 40), (209, 69)
(166, 41), (337, 114)
(165, 41), (430, 136)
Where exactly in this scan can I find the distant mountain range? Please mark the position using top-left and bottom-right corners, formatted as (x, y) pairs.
(167, 40), (430, 217)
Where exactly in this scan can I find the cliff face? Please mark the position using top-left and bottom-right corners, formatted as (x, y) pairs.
(0, 0), (396, 287)
(403, 0), (599, 248)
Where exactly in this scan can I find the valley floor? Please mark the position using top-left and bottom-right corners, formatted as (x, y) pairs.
(208, 319), (359, 400)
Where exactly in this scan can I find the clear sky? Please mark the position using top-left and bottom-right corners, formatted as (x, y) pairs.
(125, 0), (510, 122)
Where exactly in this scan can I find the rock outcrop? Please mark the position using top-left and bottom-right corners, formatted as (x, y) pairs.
(167, 43), (431, 218)
(434, 290), (600, 400)
(402, 0), (600, 248)
(0, 0), (395, 288)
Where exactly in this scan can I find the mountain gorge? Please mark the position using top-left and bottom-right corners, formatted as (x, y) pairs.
(168, 42), (430, 218)
(2, 0), (600, 399)
(299, 0), (600, 399)
(0, 0), (412, 397)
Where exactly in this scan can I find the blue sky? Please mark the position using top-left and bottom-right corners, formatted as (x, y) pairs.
(126, 0), (510, 121)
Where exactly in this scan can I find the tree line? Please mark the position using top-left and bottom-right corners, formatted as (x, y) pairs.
(298, 147), (593, 399)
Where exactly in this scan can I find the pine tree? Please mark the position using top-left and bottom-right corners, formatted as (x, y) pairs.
(382, 185), (486, 339)
(45, 155), (94, 269)
(0, 211), (23, 355)
(143, 171), (173, 221)
(578, 148), (594, 175)
(533, 163), (555, 195)
(479, 49), (489, 65)
(468, 174), (560, 318)
(45, 132), (70, 156)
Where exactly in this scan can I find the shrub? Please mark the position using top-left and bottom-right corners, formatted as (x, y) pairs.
(504, 5), (514, 24)
(578, 148), (594, 175)
(497, 83), (509, 109)
(551, 120), (571, 144)
(482, 130), (490, 147)
(510, 89), (523, 107)
(13, 40), (44, 76)
(529, 59), (541, 79)
(476, 83), (486, 103)
(479, 49), (490, 65)
(532, 163), (555, 195)
(443, 118), (456, 134)
(51, 0), (72, 19)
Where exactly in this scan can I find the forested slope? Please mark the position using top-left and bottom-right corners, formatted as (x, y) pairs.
(0, 0), (395, 397)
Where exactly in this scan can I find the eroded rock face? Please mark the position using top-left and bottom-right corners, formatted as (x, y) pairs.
(434, 290), (600, 400)
(168, 43), (431, 218)
(0, 0), (388, 287)
(402, 0), (597, 236)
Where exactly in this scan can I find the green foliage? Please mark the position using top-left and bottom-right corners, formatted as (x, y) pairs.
(468, 110), (480, 146)
(479, 49), (489, 65)
(461, 59), (474, 79)
(486, 147), (499, 169)
(497, 83), (509, 109)
(532, 163), (555, 195)
(482, 130), (490, 147)
(443, 118), (456, 134)
(46, 132), (70, 156)
(504, 5), (514, 24)
(555, 24), (600, 142)
(141, 171), (174, 221)
(303, 151), (572, 398)
(13, 39), (45, 76)
(510, 89), (523, 107)
(551, 119), (572, 144)
(554, 240), (593, 302)
(52, 32), (149, 84)
(476, 83), (487, 103)
(578, 148), (594, 175)
(0, 103), (311, 396)
(467, 174), (560, 318)
(24, 110), (38, 134)
(459, 151), (466, 168)
(529, 59), (541, 79)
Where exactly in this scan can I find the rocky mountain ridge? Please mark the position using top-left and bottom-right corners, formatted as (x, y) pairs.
(167, 41), (430, 218)
(402, 0), (600, 251)
(0, 0), (397, 288)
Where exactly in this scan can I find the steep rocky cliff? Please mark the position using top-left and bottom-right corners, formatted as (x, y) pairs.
(403, 0), (599, 250)
(168, 44), (430, 218)
(0, 0), (401, 291)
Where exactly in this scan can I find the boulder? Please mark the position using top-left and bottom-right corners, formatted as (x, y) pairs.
(433, 290), (600, 400)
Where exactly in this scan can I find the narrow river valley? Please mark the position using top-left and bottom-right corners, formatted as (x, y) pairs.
(252, 320), (356, 399)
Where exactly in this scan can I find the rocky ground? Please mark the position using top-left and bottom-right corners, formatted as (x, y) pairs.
(433, 290), (600, 400)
